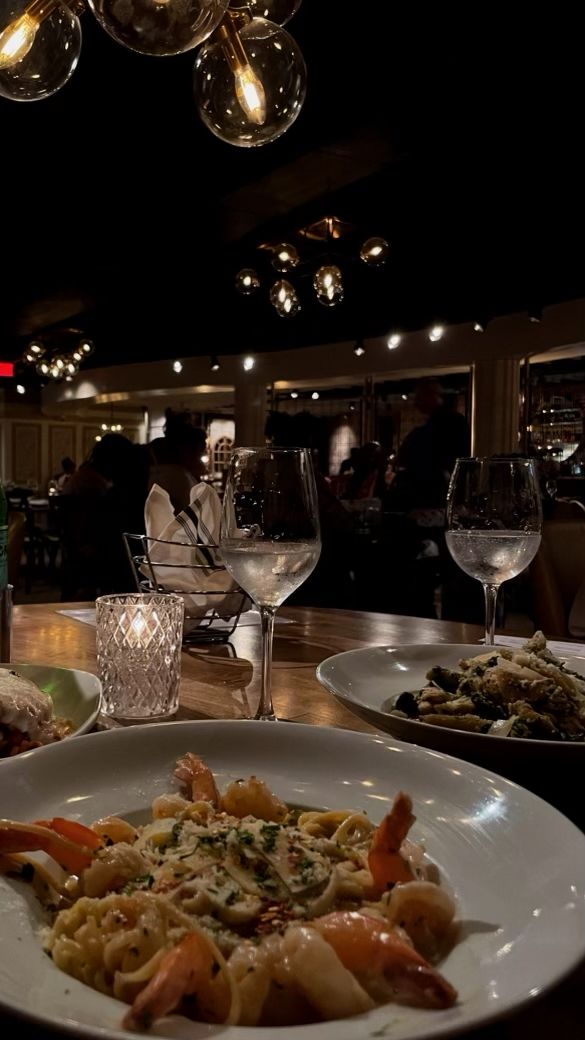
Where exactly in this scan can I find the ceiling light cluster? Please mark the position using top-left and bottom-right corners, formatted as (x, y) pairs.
(100, 422), (124, 432)
(235, 224), (390, 317)
(21, 331), (94, 382)
(0, 0), (306, 149)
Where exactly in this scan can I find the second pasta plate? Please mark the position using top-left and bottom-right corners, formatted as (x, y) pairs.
(0, 720), (584, 1040)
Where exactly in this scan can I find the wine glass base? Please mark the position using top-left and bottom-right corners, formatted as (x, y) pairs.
(255, 711), (278, 722)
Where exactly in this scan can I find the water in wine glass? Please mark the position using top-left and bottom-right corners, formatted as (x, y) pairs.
(221, 446), (321, 720)
(446, 530), (541, 584)
(221, 541), (320, 608)
(445, 457), (542, 645)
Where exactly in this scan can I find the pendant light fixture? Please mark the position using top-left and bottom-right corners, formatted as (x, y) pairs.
(0, 0), (306, 149)
(236, 216), (390, 316)
(21, 329), (94, 382)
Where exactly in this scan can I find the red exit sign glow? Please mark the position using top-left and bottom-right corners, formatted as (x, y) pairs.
(0, 362), (15, 378)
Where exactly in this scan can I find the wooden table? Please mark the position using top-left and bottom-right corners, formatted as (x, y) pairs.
(5, 603), (582, 1038)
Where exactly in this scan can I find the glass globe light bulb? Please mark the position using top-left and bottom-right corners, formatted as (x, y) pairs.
(313, 264), (343, 307)
(271, 242), (299, 272)
(229, 0), (301, 26)
(194, 15), (306, 148)
(360, 236), (389, 265)
(23, 339), (45, 363)
(0, 0), (81, 101)
(36, 359), (50, 377)
(52, 354), (67, 370)
(48, 361), (63, 380)
(235, 268), (260, 294)
(269, 278), (300, 317)
(79, 338), (94, 356)
(86, 0), (228, 56)
(64, 358), (78, 376)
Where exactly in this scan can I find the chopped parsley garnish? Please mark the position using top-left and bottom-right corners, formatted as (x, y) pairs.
(297, 857), (315, 882)
(260, 823), (280, 852)
(171, 822), (183, 845)
(238, 829), (255, 846)
(122, 874), (154, 894)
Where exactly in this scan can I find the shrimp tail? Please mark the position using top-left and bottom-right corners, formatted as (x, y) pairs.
(123, 933), (215, 1031)
(368, 791), (416, 889)
(0, 819), (96, 875)
(174, 754), (221, 808)
(313, 911), (457, 1010)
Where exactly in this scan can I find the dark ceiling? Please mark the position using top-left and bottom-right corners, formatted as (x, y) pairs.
(1, 5), (582, 366)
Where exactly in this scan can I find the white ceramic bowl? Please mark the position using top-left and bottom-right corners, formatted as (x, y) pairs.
(0, 720), (584, 1040)
(317, 643), (585, 772)
(0, 662), (102, 742)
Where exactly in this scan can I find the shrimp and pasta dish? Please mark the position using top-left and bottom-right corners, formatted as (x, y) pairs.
(0, 754), (458, 1030)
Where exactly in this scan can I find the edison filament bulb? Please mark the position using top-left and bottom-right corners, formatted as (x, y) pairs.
(313, 264), (343, 307)
(360, 236), (389, 265)
(271, 242), (299, 272)
(0, 0), (82, 101)
(269, 279), (300, 317)
(86, 0), (228, 56)
(235, 268), (260, 294)
(194, 14), (306, 147)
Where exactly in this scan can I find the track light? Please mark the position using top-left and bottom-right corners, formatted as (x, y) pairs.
(428, 325), (444, 342)
(473, 320), (486, 333)
(353, 340), (365, 357)
(243, 355), (255, 371)
(387, 333), (401, 350)
(172, 360), (183, 373)
(210, 355), (220, 371)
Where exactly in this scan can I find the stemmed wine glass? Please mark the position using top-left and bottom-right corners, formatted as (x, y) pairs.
(220, 447), (321, 720)
(446, 458), (542, 645)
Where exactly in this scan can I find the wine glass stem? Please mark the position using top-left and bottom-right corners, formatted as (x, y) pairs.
(483, 583), (499, 645)
(257, 605), (277, 721)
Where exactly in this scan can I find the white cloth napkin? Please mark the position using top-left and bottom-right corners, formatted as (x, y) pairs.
(144, 484), (250, 622)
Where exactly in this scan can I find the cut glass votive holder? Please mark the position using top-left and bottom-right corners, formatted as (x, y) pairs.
(96, 593), (184, 720)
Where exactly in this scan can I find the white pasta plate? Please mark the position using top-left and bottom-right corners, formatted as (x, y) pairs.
(0, 662), (102, 743)
(0, 720), (585, 1040)
(317, 644), (585, 771)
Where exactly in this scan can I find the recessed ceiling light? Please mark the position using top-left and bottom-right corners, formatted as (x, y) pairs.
(401, 394), (408, 401)
(210, 356), (220, 371)
(16, 383), (26, 394)
(387, 333), (401, 350)
(311, 391), (319, 400)
(172, 360), (183, 373)
(290, 391), (299, 399)
(243, 355), (255, 371)
(353, 341), (365, 357)
(428, 325), (445, 342)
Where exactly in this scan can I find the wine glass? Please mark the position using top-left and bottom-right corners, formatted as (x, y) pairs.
(445, 458), (542, 645)
(220, 447), (321, 720)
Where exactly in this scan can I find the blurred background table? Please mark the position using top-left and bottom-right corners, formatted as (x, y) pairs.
(6, 602), (583, 1039)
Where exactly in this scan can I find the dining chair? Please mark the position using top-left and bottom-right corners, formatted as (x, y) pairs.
(7, 511), (26, 592)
